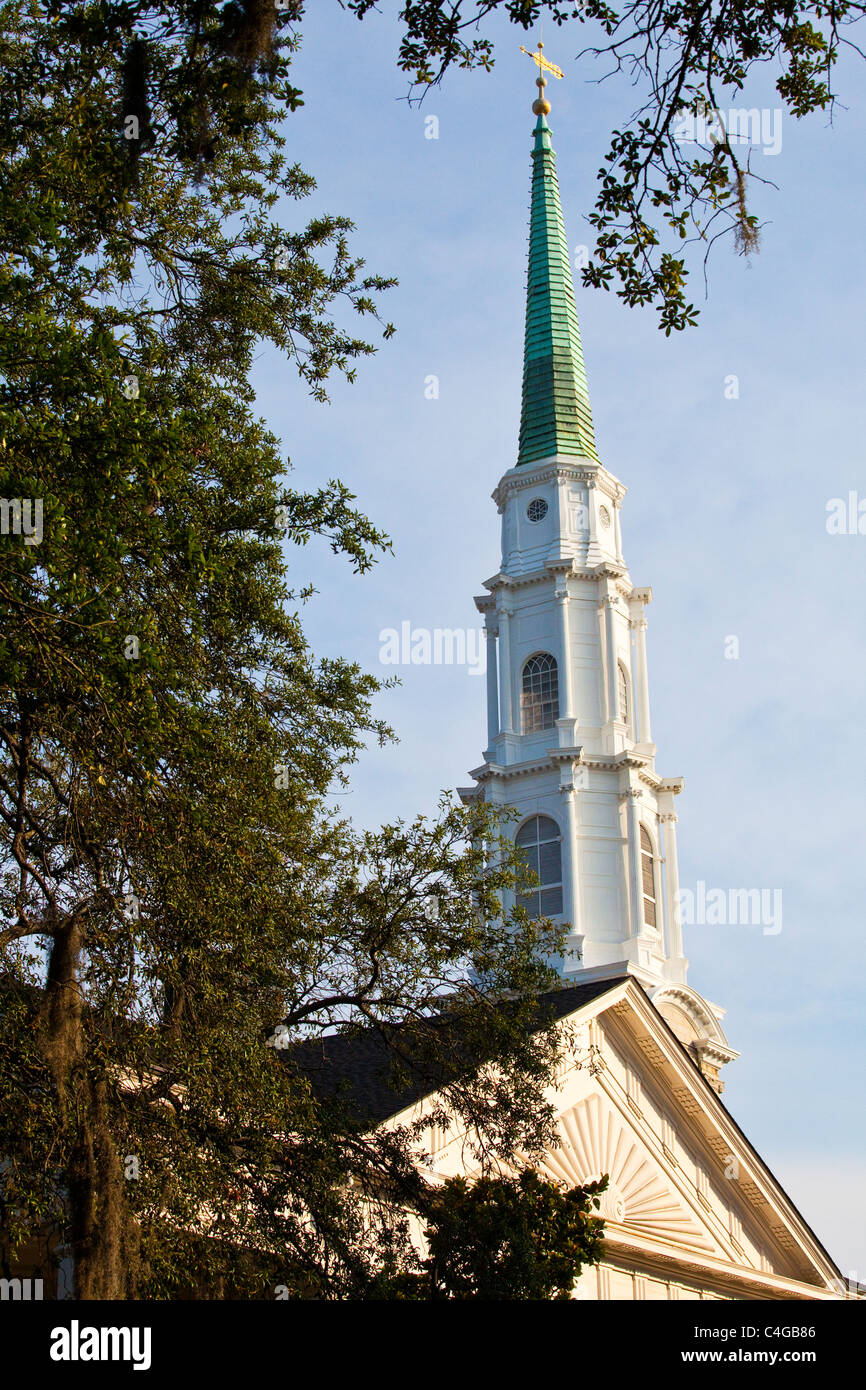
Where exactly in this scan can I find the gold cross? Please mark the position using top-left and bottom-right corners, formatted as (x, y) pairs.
(519, 42), (564, 81)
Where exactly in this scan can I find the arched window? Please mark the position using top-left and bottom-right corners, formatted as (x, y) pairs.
(521, 654), (559, 733)
(640, 824), (657, 928)
(516, 815), (563, 918)
(618, 661), (630, 729)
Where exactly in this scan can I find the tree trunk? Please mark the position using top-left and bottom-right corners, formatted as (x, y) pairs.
(40, 916), (139, 1298)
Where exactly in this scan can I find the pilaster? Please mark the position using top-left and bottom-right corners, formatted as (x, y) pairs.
(497, 596), (514, 735)
(485, 621), (499, 749)
(555, 579), (575, 718)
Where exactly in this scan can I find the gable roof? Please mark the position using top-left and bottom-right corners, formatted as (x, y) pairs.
(285, 977), (627, 1127)
(286, 973), (842, 1294)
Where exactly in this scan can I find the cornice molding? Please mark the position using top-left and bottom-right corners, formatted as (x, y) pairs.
(482, 561), (634, 594)
(650, 984), (732, 1049)
(600, 1235), (840, 1301)
(491, 457), (627, 511)
(469, 748), (680, 796)
(470, 743), (676, 785)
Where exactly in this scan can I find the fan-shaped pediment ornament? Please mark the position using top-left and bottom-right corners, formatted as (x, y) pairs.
(537, 1094), (716, 1253)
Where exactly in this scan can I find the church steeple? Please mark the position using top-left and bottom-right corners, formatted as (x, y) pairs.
(459, 60), (737, 1091)
(518, 82), (598, 466)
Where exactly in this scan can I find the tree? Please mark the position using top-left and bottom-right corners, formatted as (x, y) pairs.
(0, 0), (571, 1299)
(350, 0), (860, 331)
(381, 1170), (608, 1300)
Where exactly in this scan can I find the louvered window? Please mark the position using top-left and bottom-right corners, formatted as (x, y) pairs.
(640, 824), (656, 928)
(516, 815), (563, 918)
(521, 654), (559, 733)
(618, 662), (630, 728)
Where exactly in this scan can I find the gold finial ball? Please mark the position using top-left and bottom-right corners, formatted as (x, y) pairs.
(532, 74), (550, 116)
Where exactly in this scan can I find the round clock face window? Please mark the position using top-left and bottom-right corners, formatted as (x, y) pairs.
(599, 504), (612, 529)
(527, 497), (548, 523)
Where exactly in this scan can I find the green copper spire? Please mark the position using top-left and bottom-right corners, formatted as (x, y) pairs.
(518, 107), (599, 466)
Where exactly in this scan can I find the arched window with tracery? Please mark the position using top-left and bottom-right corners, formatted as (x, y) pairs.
(516, 815), (563, 918)
(521, 654), (559, 733)
(640, 824), (657, 928)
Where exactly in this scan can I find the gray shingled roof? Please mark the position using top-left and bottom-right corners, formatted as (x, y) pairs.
(284, 977), (628, 1127)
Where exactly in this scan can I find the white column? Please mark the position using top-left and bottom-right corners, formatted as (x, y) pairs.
(603, 594), (619, 723)
(547, 471), (569, 564)
(485, 624), (499, 747)
(626, 787), (644, 939)
(597, 595), (610, 723)
(661, 812), (685, 962)
(497, 600), (514, 733)
(555, 582), (574, 719)
(613, 498), (624, 563)
(561, 782), (583, 970)
(585, 476), (601, 565)
(632, 616), (652, 743)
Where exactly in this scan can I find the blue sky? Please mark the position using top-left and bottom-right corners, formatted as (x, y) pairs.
(251, 5), (866, 1277)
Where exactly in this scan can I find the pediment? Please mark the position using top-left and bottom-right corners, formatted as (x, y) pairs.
(524, 984), (842, 1294)
(536, 1092), (724, 1258)
(400, 977), (841, 1295)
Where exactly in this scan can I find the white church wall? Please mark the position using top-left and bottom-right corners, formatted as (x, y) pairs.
(567, 596), (605, 728)
(576, 782), (626, 956)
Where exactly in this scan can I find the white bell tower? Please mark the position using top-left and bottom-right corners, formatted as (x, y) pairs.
(459, 67), (737, 1090)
